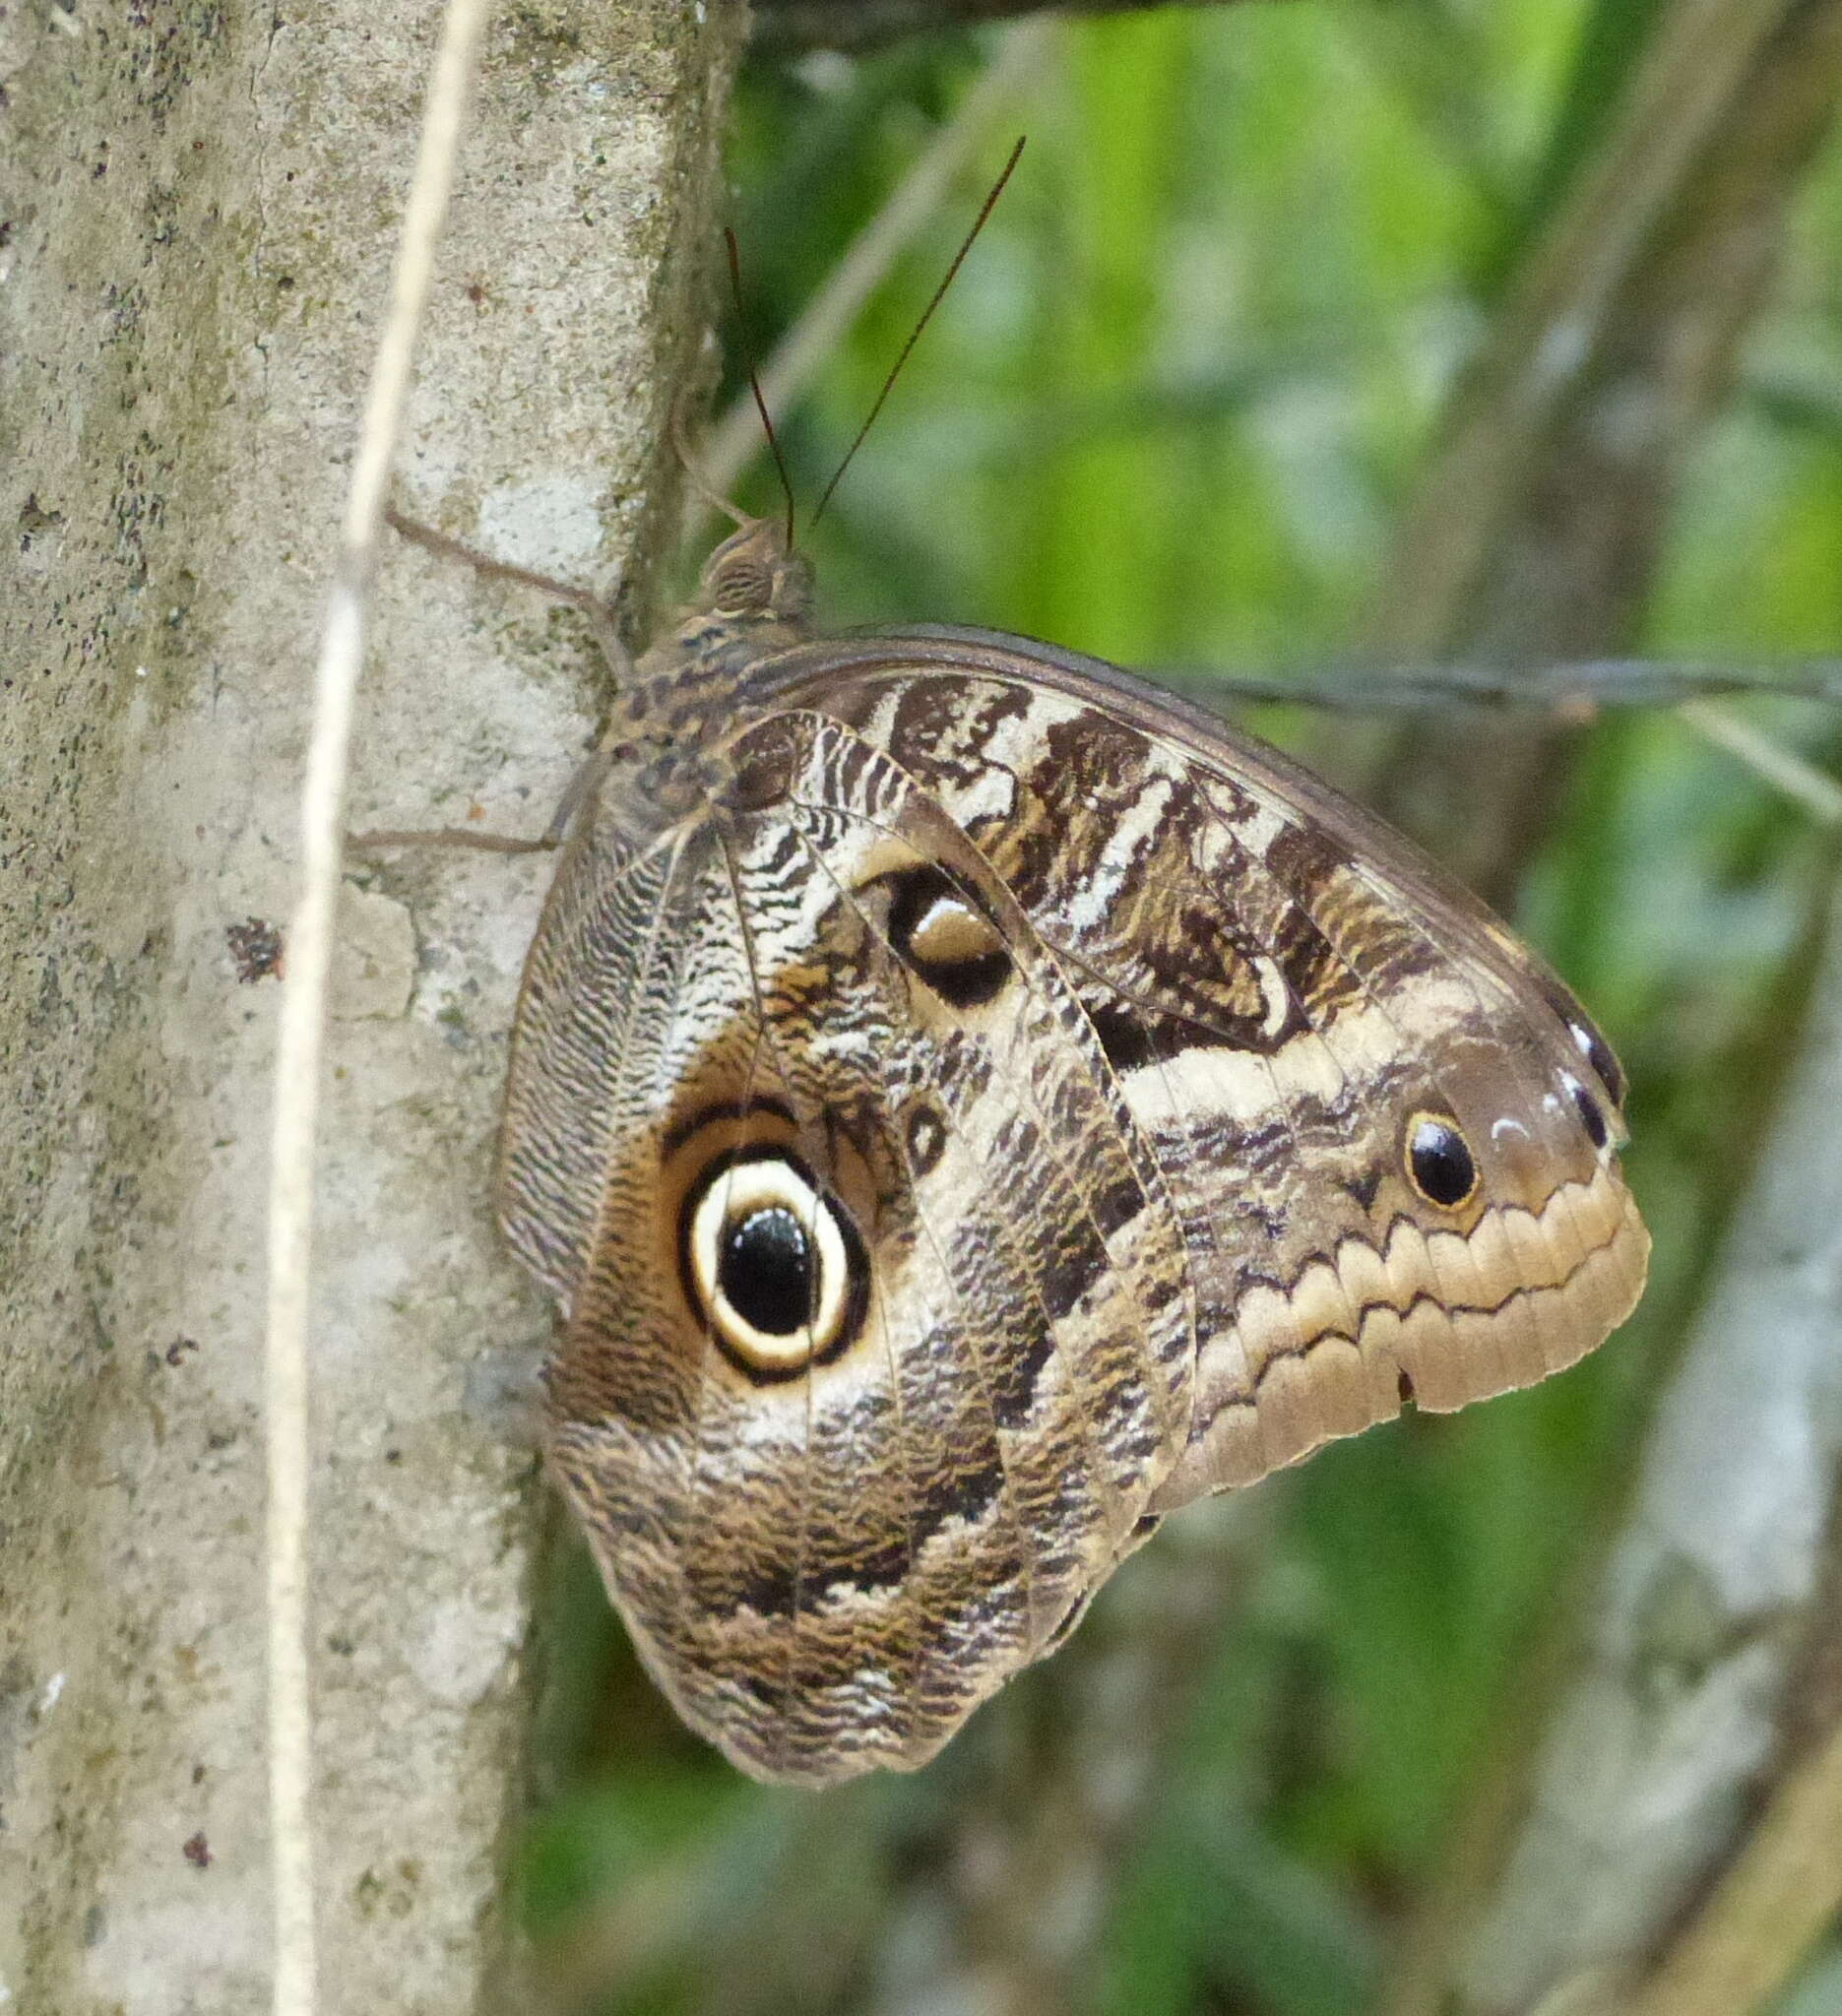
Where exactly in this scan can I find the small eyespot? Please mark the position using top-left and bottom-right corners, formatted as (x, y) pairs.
(905, 1101), (948, 1175)
(1565, 1074), (1610, 1151)
(681, 1151), (866, 1378)
(1406, 1112), (1478, 1210)
(1540, 976), (1627, 1107)
(1569, 1017), (1626, 1107)
(881, 866), (1012, 1008)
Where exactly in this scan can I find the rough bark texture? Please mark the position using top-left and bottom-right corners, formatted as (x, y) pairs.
(0, 2), (744, 2009)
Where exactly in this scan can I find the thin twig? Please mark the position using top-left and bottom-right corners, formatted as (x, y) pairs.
(692, 21), (1052, 519)
(264, 1), (488, 2010)
(1179, 660), (1842, 827)
(1163, 657), (1842, 715)
(1681, 701), (1842, 827)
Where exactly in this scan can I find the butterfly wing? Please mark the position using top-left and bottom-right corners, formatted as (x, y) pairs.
(500, 710), (1195, 1784)
(500, 623), (1647, 1785)
(753, 630), (1649, 1509)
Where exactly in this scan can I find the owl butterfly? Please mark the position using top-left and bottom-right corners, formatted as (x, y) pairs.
(488, 491), (1649, 1787)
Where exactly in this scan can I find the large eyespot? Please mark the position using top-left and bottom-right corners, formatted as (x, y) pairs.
(681, 1150), (867, 1379)
(882, 865), (1012, 1008)
(1405, 1111), (1479, 1210)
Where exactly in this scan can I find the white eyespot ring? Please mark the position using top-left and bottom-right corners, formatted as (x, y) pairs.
(683, 1153), (859, 1377)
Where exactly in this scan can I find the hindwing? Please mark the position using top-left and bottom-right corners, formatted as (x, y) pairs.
(503, 707), (1195, 1783)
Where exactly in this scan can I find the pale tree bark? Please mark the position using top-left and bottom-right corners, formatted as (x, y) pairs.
(1444, 856), (1842, 2016)
(0, 3), (744, 2010)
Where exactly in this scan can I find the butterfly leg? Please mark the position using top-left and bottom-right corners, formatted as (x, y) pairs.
(348, 822), (556, 856)
(349, 747), (614, 857)
(383, 504), (635, 684)
(357, 508), (634, 854)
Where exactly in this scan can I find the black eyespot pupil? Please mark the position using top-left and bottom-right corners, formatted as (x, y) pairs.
(1410, 1118), (1476, 1208)
(929, 944), (1009, 1006)
(1571, 1080), (1610, 1150)
(719, 1208), (813, 1336)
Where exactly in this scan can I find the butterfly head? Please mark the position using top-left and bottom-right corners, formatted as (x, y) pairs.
(695, 516), (814, 624)
(603, 517), (818, 792)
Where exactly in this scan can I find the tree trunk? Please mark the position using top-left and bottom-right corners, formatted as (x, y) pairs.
(1450, 853), (1842, 2014)
(0, 3), (743, 2008)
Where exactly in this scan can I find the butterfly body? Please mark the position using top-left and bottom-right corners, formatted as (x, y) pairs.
(498, 518), (1647, 1786)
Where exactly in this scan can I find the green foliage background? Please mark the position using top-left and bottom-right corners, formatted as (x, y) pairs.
(521, 5), (1842, 2010)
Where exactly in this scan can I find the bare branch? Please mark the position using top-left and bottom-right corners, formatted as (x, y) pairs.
(750, 0), (1255, 58)
(1362, 0), (1842, 902)
(1629, 1715), (1842, 2016)
(1166, 657), (1842, 714)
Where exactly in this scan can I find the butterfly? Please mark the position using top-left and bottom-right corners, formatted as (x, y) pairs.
(488, 508), (1649, 1788)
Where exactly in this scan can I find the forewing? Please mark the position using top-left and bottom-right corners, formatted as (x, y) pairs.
(765, 633), (1649, 1507)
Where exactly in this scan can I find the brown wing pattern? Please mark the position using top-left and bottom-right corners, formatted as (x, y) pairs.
(774, 636), (1648, 1503)
(505, 708), (1194, 1783)
(500, 598), (1646, 1787)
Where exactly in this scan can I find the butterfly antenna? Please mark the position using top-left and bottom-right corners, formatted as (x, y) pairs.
(724, 227), (797, 550)
(669, 390), (751, 530)
(810, 135), (1026, 532)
